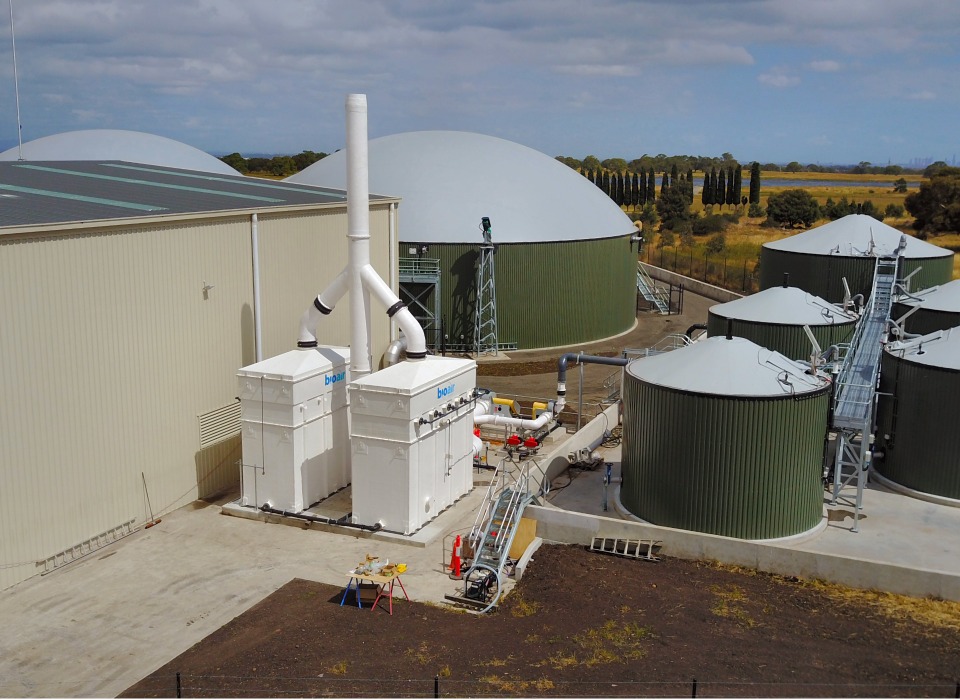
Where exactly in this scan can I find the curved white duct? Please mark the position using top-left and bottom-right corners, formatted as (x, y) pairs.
(472, 435), (483, 458)
(297, 94), (426, 369)
(383, 335), (407, 367)
(474, 411), (554, 431)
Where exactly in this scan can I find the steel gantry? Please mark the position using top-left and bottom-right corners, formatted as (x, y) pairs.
(829, 249), (903, 532)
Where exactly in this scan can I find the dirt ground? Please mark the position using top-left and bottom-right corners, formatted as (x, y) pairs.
(122, 544), (960, 698)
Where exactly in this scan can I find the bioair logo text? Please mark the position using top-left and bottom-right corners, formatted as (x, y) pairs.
(325, 371), (346, 386)
(437, 383), (455, 399)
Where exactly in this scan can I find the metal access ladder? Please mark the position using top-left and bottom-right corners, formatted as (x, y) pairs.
(830, 255), (900, 531)
(637, 263), (670, 314)
(459, 455), (544, 612)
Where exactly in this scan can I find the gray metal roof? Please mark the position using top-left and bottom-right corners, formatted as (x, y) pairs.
(626, 335), (830, 397)
(0, 161), (384, 229)
(288, 130), (635, 244)
(885, 326), (960, 371)
(763, 214), (952, 260)
(710, 285), (857, 325)
(899, 279), (960, 313)
(1, 129), (238, 175)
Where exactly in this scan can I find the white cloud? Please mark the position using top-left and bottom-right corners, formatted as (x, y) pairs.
(809, 60), (841, 72)
(908, 90), (937, 101)
(758, 70), (801, 88)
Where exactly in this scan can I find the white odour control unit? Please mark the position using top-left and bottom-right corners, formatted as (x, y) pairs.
(238, 346), (351, 512)
(349, 357), (477, 534)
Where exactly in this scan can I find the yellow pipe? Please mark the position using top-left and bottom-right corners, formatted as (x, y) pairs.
(492, 397), (519, 416)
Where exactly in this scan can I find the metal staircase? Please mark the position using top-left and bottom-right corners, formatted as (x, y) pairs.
(459, 454), (544, 612)
(830, 254), (900, 531)
(637, 263), (670, 314)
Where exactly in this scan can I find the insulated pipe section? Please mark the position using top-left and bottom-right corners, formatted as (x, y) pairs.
(383, 335), (408, 367)
(297, 268), (350, 348)
(555, 353), (629, 414)
(684, 323), (708, 340)
(359, 264), (427, 359)
(474, 411), (553, 431)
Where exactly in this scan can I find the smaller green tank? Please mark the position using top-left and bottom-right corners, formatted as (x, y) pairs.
(891, 279), (960, 337)
(708, 283), (857, 361)
(875, 326), (960, 502)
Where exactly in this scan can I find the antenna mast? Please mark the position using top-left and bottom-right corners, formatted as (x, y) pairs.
(8, 0), (23, 160)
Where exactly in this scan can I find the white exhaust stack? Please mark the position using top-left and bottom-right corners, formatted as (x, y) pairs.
(297, 94), (427, 374)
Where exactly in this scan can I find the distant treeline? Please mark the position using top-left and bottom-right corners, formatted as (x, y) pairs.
(554, 154), (935, 177)
(219, 151), (328, 176)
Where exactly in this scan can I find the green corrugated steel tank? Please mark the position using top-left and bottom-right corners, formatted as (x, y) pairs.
(707, 282), (857, 361)
(417, 235), (636, 349)
(621, 335), (831, 539)
(760, 215), (954, 303)
(891, 279), (960, 337)
(875, 327), (960, 502)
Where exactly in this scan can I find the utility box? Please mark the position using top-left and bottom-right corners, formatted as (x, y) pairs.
(349, 357), (477, 534)
(237, 346), (351, 512)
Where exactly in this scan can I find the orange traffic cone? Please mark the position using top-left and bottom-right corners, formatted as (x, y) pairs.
(450, 534), (462, 579)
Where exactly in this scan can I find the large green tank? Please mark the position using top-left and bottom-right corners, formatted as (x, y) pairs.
(891, 279), (960, 337)
(759, 215), (954, 303)
(621, 335), (831, 539)
(875, 327), (960, 502)
(707, 284), (857, 361)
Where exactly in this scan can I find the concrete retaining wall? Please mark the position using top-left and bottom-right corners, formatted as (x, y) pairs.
(526, 504), (960, 602)
(640, 262), (742, 303)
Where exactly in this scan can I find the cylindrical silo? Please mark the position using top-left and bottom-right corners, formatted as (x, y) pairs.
(759, 215), (954, 303)
(875, 327), (960, 502)
(891, 279), (960, 337)
(707, 283), (857, 361)
(621, 335), (831, 540)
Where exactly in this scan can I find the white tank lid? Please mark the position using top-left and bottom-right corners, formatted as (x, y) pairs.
(710, 286), (857, 325)
(897, 279), (960, 313)
(885, 326), (960, 371)
(627, 335), (830, 397)
(238, 346), (350, 380)
(763, 214), (952, 260)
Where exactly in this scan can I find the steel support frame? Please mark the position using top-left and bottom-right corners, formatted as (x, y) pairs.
(474, 243), (498, 356)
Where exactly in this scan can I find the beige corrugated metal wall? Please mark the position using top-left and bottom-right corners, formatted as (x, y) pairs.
(0, 203), (393, 591)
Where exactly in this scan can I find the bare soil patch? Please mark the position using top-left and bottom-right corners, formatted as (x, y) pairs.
(123, 544), (960, 698)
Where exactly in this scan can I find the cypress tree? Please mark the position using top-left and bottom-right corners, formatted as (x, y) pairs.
(733, 166), (743, 206)
(602, 171), (610, 197)
(660, 172), (669, 197)
(619, 172), (626, 206)
(717, 168), (726, 209)
(749, 162), (761, 204)
(701, 171), (711, 206)
(632, 172), (640, 209)
(726, 167), (735, 206)
(670, 163), (679, 186)
(687, 168), (695, 204)
(646, 168), (656, 202)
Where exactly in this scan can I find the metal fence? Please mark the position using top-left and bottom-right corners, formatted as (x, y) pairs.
(642, 245), (760, 294)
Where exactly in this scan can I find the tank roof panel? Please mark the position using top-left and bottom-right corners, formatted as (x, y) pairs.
(898, 279), (960, 313)
(710, 286), (857, 325)
(885, 326), (960, 371)
(626, 335), (830, 397)
(763, 214), (952, 259)
(288, 130), (634, 244)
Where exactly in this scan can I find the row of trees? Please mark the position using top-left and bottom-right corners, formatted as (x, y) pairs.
(557, 153), (939, 177)
(219, 151), (328, 176)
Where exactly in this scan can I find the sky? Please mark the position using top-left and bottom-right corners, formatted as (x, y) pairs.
(1, 0), (958, 166)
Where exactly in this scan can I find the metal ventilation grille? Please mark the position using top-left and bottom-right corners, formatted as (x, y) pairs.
(198, 400), (241, 448)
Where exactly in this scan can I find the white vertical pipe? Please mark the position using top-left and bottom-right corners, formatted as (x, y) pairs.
(250, 213), (263, 361)
(8, 0), (24, 160)
(389, 201), (398, 342)
(346, 93), (373, 378)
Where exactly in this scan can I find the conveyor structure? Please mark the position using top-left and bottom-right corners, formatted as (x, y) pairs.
(830, 252), (902, 531)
